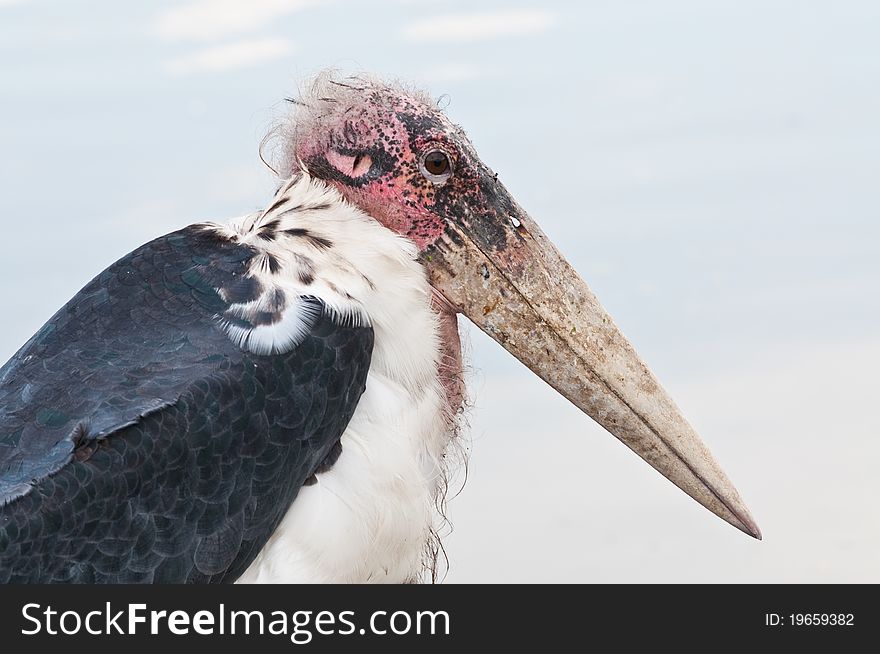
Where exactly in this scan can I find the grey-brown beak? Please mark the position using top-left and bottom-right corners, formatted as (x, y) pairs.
(423, 178), (761, 540)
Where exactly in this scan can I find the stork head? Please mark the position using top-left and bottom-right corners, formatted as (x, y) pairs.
(280, 73), (761, 540)
(288, 78), (505, 252)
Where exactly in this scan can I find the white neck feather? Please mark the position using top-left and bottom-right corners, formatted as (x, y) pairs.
(208, 173), (461, 583)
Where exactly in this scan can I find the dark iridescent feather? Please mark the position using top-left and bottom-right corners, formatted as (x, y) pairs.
(0, 226), (373, 583)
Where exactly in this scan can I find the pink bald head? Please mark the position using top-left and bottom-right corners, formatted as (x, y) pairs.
(279, 75), (505, 252)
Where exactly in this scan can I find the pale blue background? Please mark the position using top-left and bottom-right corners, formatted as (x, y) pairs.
(1, 0), (877, 582)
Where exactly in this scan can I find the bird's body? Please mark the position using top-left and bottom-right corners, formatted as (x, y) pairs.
(0, 73), (759, 584)
(0, 174), (457, 583)
(228, 176), (456, 583)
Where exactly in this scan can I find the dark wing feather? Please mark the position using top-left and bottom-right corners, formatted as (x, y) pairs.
(0, 226), (373, 583)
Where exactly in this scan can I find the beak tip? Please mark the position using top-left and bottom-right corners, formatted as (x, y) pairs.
(733, 510), (762, 541)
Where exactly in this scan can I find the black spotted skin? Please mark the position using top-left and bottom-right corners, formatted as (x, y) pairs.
(0, 226), (373, 583)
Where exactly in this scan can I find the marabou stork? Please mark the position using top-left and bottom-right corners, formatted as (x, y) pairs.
(0, 74), (760, 583)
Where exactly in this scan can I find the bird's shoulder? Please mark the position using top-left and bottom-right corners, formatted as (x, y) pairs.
(0, 222), (373, 505)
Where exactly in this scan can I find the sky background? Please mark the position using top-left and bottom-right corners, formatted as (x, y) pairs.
(1, 0), (878, 582)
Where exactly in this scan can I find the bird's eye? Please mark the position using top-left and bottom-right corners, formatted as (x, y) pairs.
(424, 151), (449, 175)
(419, 148), (453, 184)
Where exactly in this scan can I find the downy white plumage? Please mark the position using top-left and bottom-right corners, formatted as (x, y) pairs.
(207, 173), (456, 583)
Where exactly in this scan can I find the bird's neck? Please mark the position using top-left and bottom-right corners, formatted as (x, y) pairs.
(431, 289), (464, 422)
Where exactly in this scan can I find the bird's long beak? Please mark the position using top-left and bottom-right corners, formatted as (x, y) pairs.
(423, 178), (760, 539)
